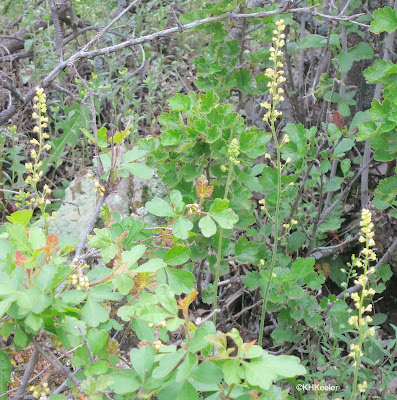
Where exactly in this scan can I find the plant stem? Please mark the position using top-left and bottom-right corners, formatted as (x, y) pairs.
(213, 163), (233, 325)
(258, 119), (282, 347)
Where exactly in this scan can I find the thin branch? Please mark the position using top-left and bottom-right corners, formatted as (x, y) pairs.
(0, 79), (26, 102)
(13, 348), (40, 400)
(33, 339), (81, 387)
(49, 0), (64, 63)
(73, 195), (106, 262)
(77, 326), (94, 363)
(81, 0), (141, 52)
(318, 156), (374, 226)
(0, 4), (371, 126)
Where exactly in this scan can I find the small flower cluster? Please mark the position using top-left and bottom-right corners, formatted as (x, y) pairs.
(118, 67), (128, 75)
(221, 138), (240, 171)
(153, 340), (163, 351)
(358, 381), (368, 394)
(69, 264), (90, 290)
(28, 381), (50, 399)
(14, 190), (32, 208)
(187, 203), (200, 215)
(283, 219), (298, 230)
(87, 172), (106, 197)
(7, 124), (17, 135)
(261, 19), (286, 124)
(347, 208), (377, 396)
(25, 88), (52, 208)
(148, 320), (167, 329)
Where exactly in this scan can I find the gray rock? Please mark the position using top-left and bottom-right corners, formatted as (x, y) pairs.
(49, 174), (96, 244)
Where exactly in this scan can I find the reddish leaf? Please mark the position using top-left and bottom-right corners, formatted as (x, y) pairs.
(46, 234), (59, 248)
(196, 175), (213, 199)
(332, 111), (344, 130)
(15, 251), (27, 266)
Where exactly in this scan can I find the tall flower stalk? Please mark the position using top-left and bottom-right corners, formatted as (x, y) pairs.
(348, 208), (377, 399)
(258, 19), (287, 347)
(25, 87), (52, 231)
(213, 139), (240, 325)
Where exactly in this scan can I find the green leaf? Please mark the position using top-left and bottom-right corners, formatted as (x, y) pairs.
(25, 313), (43, 333)
(191, 360), (223, 384)
(371, 6), (397, 33)
(82, 298), (109, 327)
(334, 138), (355, 156)
(158, 380), (199, 400)
(123, 244), (146, 266)
(96, 127), (108, 149)
(49, 395), (67, 400)
(110, 371), (140, 394)
(169, 94), (191, 112)
(335, 42), (374, 73)
(176, 353), (198, 382)
(61, 290), (87, 306)
(140, 304), (174, 325)
(0, 350), (12, 399)
(374, 175), (397, 204)
(369, 99), (392, 120)
(363, 60), (397, 83)
(156, 284), (178, 315)
(14, 326), (29, 349)
(376, 264), (393, 281)
(234, 237), (259, 263)
(201, 90), (220, 112)
(298, 34), (326, 48)
(17, 287), (41, 312)
(222, 358), (241, 385)
(146, 198), (177, 217)
(160, 129), (183, 146)
(210, 208), (239, 229)
(243, 271), (261, 290)
(152, 350), (186, 379)
(130, 346), (156, 381)
(173, 217), (193, 240)
(85, 360), (109, 377)
(113, 274), (134, 295)
(133, 259), (166, 273)
(291, 257), (315, 279)
(210, 198), (230, 212)
(325, 176), (344, 193)
(160, 268), (195, 295)
(120, 162), (153, 179)
(24, 39), (33, 52)
(304, 271), (325, 290)
(170, 190), (185, 214)
(164, 245), (191, 266)
(122, 149), (147, 163)
(0, 299), (13, 319)
(243, 360), (276, 390)
(341, 159), (351, 176)
(36, 264), (57, 292)
(199, 215), (217, 237)
(65, 316), (87, 336)
(6, 209), (33, 228)
(284, 123), (306, 152)
(357, 120), (380, 140)
(234, 68), (253, 94)
(87, 329), (108, 355)
(287, 232), (307, 252)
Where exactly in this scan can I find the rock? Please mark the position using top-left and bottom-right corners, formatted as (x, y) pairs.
(49, 173), (96, 244)
(50, 170), (168, 244)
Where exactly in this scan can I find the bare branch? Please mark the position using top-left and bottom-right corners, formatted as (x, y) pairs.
(13, 348), (40, 400)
